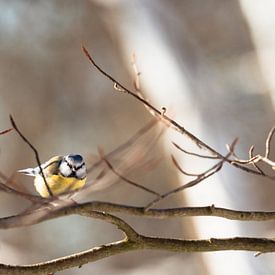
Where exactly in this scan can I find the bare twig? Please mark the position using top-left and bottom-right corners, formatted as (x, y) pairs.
(172, 142), (219, 159)
(98, 148), (161, 197)
(145, 139), (237, 209)
(0, 171), (45, 203)
(249, 145), (265, 175)
(171, 155), (201, 177)
(130, 53), (161, 119)
(131, 53), (141, 91)
(145, 159), (225, 210)
(0, 128), (13, 135)
(231, 126), (275, 173)
(265, 126), (275, 158)
(9, 115), (53, 197)
(82, 46), (271, 178)
(87, 118), (158, 174)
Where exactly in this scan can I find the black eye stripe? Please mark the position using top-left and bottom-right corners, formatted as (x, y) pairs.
(75, 163), (85, 170)
(65, 159), (73, 169)
(64, 160), (85, 170)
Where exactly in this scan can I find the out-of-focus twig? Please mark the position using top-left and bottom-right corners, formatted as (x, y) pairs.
(87, 119), (158, 174)
(98, 148), (161, 197)
(171, 155), (201, 177)
(0, 128), (13, 135)
(265, 126), (275, 158)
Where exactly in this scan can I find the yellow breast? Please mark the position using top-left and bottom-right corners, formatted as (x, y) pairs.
(34, 174), (86, 198)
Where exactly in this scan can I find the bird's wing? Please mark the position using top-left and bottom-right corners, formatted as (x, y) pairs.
(18, 156), (62, 177)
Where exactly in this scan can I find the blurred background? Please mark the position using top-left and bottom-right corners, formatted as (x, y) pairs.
(0, 0), (275, 274)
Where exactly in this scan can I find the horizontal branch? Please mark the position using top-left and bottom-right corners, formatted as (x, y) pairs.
(58, 201), (275, 221)
(0, 239), (140, 274)
(1, 235), (274, 274)
(142, 236), (275, 253)
(1, 201), (275, 274)
(1, 201), (275, 230)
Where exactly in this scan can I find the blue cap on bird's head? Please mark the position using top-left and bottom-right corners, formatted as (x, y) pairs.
(66, 154), (84, 165)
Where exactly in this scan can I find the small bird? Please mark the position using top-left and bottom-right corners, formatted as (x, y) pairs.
(18, 154), (87, 198)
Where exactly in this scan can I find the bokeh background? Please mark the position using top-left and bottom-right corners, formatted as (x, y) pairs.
(0, 1), (274, 274)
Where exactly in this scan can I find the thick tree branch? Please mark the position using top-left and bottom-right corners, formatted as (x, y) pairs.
(0, 222), (274, 274)
(1, 201), (275, 230)
(0, 239), (140, 275)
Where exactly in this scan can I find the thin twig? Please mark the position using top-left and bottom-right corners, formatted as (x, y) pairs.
(87, 119), (158, 174)
(0, 128), (13, 135)
(172, 142), (219, 159)
(82, 46), (270, 178)
(265, 126), (275, 158)
(249, 145), (265, 175)
(99, 148), (161, 197)
(0, 180), (43, 203)
(9, 115), (53, 197)
(145, 159), (224, 210)
(145, 140), (237, 209)
(230, 126), (275, 174)
(131, 53), (141, 91)
(130, 53), (160, 119)
(171, 155), (201, 177)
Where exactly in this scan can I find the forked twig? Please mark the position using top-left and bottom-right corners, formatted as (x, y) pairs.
(146, 158), (224, 210)
(146, 139), (237, 209)
(249, 145), (265, 175)
(82, 46), (271, 178)
(9, 115), (53, 197)
(231, 126), (275, 173)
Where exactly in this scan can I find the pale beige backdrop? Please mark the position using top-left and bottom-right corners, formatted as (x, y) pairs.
(0, 1), (274, 275)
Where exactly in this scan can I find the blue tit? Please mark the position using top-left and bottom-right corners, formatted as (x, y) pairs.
(18, 154), (87, 198)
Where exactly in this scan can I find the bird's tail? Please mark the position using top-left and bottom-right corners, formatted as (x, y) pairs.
(17, 168), (37, 176)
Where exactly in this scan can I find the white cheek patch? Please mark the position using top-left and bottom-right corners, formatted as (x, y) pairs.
(59, 162), (72, 177)
(76, 166), (86, 179)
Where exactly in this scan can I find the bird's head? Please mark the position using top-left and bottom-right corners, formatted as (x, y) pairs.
(59, 154), (86, 179)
